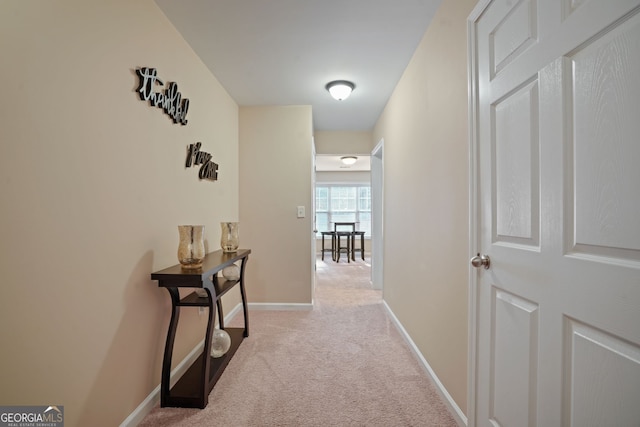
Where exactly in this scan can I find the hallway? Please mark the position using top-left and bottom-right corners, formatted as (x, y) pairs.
(139, 256), (457, 426)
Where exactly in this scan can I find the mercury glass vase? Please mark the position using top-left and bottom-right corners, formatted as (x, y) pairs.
(220, 222), (239, 253)
(177, 225), (205, 269)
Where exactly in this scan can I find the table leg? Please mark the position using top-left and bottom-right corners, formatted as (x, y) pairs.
(351, 233), (355, 261)
(239, 257), (250, 337)
(161, 288), (181, 407)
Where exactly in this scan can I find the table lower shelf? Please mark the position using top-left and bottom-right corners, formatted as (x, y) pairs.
(162, 327), (246, 408)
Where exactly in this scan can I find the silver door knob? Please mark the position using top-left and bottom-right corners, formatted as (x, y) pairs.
(470, 253), (490, 269)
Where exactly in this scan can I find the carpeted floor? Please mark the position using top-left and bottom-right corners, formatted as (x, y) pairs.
(138, 256), (457, 426)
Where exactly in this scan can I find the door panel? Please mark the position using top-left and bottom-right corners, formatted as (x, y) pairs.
(493, 77), (540, 246)
(564, 318), (640, 426)
(569, 12), (640, 259)
(469, 1), (640, 426)
(491, 0), (538, 77)
(491, 289), (539, 427)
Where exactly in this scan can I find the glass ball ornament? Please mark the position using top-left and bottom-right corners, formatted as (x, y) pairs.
(210, 328), (231, 358)
(222, 264), (240, 281)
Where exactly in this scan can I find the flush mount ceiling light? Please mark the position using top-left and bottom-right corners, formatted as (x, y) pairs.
(340, 156), (358, 165)
(326, 80), (355, 101)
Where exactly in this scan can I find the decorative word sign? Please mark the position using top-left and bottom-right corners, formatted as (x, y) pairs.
(186, 142), (219, 181)
(135, 67), (189, 125)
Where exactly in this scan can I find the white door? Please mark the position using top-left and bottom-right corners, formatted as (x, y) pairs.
(468, 1), (640, 426)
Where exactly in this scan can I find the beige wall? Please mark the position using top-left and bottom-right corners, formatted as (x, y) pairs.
(239, 106), (314, 304)
(0, 1), (240, 426)
(316, 171), (370, 183)
(373, 0), (476, 415)
(314, 130), (373, 154)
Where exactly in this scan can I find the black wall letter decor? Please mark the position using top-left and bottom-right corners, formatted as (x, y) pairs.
(135, 67), (189, 125)
(186, 142), (219, 181)
(133, 67), (219, 182)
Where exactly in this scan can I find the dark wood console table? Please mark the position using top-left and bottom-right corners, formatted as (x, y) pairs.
(151, 249), (251, 408)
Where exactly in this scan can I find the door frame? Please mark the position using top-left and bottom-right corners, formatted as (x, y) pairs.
(371, 138), (384, 291)
(466, 1), (491, 425)
(311, 137), (317, 304)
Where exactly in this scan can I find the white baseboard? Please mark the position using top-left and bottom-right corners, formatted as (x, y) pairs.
(224, 301), (244, 320)
(382, 300), (468, 427)
(248, 302), (313, 311)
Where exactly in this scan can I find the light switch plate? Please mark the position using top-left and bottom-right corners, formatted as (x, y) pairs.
(297, 206), (305, 218)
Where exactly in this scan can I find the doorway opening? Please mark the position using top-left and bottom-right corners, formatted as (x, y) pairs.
(311, 141), (383, 299)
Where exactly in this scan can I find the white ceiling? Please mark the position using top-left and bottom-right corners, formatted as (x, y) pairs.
(315, 155), (371, 172)
(154, 0), (443, 131)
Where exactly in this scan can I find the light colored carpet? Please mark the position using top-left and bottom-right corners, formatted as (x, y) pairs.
(139, 256), (457, 426)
